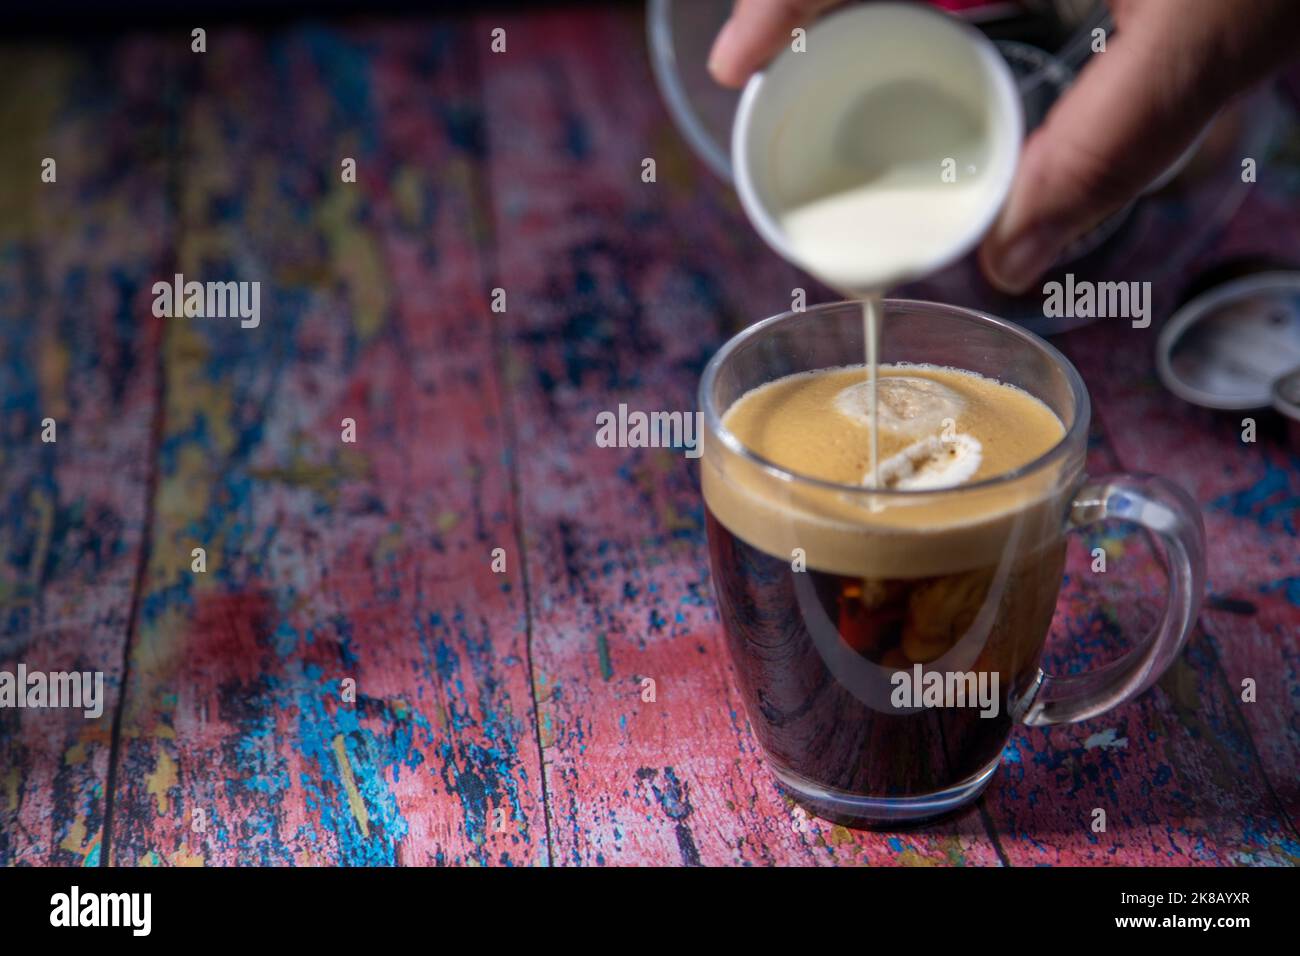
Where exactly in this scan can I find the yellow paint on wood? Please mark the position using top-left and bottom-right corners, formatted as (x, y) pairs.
(58, 815), (90, 856)
(146, 750), (178, 815)
(4, 768), (19, 811)
(38, 337), (71, 421)
(332, 733), (370, 838)
(897, 847), (938, 866)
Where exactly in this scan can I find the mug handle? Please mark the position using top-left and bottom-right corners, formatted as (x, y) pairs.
(1014, 474), (1207, 726)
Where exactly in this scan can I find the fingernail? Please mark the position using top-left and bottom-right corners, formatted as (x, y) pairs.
(708, 18), (739, 82)
(986, 226), (1065, 295)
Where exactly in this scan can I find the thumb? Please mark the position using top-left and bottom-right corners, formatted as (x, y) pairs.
(708, 0), (843, 88)
(979, 25), (1223, 294)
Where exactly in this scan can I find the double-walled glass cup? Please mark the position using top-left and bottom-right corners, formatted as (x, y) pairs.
(700, 300), (1206, 825)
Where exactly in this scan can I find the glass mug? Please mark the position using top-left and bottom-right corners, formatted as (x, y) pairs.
(699, 300), (1206, 825)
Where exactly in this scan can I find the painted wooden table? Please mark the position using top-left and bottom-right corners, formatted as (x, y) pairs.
(1, 7), (1297, 867)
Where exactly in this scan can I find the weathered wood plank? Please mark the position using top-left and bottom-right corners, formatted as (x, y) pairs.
(7, 7), (1294, 868)
(0, 40), (172, 865)
(479, 8), (1003, 865)
(1023, 306), (1297, 866)
(1172, 126), (1300, 840)
(106, 24), (546, 865)
(977, 337), (1298, 864)
(962, 108), (1300, 864)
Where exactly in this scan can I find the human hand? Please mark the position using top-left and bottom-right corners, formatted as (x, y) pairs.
(708, 0), (1300, 293)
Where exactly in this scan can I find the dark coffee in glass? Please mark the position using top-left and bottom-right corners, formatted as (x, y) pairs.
(699, 301), (1206, 825)
(706, 508), (1064, 806)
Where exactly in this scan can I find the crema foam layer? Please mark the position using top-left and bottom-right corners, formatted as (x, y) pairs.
(702, 364), (1071, 578)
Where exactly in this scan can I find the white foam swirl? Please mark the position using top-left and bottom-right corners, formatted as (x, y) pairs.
(876, 433), (982, 490)
(833, 375), (966, 438)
